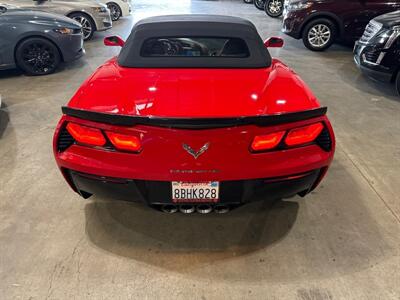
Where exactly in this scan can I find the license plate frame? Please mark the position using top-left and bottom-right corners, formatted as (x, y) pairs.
(171, 181), (219, 203)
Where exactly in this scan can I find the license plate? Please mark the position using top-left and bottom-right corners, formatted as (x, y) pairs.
(172, 181), (219, 203)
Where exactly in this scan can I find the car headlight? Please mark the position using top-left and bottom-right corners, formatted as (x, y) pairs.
(92, 6), (107, 13)
(375, 26), (400, 49)
(286, 0), (312, 11)
(53, 27), (74, 35)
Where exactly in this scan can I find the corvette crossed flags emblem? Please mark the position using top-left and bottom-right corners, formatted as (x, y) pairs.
(182, 143), (210, 159)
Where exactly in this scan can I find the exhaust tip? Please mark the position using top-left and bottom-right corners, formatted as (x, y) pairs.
(161, 204), (178, 214)
(214, 205), (230, 214)
(196, 204), (213, 214)
(179, 204), (195, 214)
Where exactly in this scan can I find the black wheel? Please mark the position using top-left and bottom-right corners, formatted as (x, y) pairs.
(264, 0), (283, 17)
(395, 71), (400, 96)
(107, 2), (122, 21)
(69, 12), (95, 41)
(254, 0), (265, 10)
(302, 18), (337, 51)
(243, 0), (253, 3)
(15, 37), (60, 76)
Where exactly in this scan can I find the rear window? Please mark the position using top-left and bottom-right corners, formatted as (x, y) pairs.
(140, 37), (250, 58)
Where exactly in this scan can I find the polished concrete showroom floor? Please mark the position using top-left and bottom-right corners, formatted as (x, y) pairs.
(0, 0), (399, 299)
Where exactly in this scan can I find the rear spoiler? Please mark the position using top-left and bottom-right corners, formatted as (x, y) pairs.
(62, 106), (327, 129)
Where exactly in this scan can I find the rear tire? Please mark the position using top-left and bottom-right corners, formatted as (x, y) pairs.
(264, 0), (283, 17)
(254, 0), (265, 10)
(302, 18), (337, 51)
(395, 71), (400, 96)
(69, 12), (95, 41)
(15, 37), (60, 76)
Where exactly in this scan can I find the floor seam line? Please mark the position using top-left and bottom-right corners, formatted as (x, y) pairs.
(341, 147), (400, 224)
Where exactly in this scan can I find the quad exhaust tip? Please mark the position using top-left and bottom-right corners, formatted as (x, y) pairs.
(196, 204), (213, 214)
(214, 205), (230, 214)
(161, 204), (178, 213)
(179, 205), (196, 214)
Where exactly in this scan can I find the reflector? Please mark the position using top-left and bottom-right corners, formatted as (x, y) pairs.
(251, 131), (285, 151)
(66, 123), (106, 146)
(285, 123), (323, 146)
(106, 132), (141, 152)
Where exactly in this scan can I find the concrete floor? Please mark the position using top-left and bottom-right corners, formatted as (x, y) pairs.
(1, 0), (400, 299)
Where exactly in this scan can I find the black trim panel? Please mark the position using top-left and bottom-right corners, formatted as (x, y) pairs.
(67, 169), (320, 204)
(62, 106), (327, 129)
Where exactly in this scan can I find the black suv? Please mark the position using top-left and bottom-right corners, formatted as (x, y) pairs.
(283, 0), (400, 51)
(354, 11), (400, 94)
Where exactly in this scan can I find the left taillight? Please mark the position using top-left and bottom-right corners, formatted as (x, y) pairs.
(66, 123), (106, 147)
(62, 122), (142, 153)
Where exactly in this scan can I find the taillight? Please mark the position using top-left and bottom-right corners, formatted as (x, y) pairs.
(66, 123), (106, 146)
(251, 131), (285, 151)
(285, 122), (323, 146)
(105, 131), (141, 152)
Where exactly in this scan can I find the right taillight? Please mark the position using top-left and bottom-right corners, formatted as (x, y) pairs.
(285, 122), (324, 146)
(66, 123), (106, 146)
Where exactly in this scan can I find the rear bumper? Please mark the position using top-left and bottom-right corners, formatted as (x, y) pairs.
(53, 112), (335, 205)
(64, 168), (323, 205)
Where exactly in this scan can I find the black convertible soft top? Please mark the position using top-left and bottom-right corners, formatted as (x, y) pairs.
(117, 15), (271, 68)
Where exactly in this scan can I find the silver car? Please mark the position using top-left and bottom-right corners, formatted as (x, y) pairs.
(0, 4), (84, 75)
(3, 0), (112, 40)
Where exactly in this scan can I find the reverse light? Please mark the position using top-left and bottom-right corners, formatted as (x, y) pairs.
(66, 123), (106, 147)
(106, 132), (141, 152)
(251, 131), (285, 151)
(285, 123), (323, 146)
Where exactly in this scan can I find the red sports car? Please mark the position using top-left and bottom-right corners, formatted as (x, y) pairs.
(53, 15), (335, 214)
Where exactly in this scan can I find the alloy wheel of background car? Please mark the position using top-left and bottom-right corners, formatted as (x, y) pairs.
(254, 0), (265, 10)
(107, 2), (122, 21)
(302, 19), (336, 51)
(265, 0), (283, 17)
(15, 38), (60, 76)
(243, 0), (253, 3)
(69, 13), (95, 41)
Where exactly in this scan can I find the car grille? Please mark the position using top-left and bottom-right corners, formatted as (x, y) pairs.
(316, 128), (332, 152)
(57, 127), (74, 152)
(363, 49), (380, 63)
(359, 20), (382, 44)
